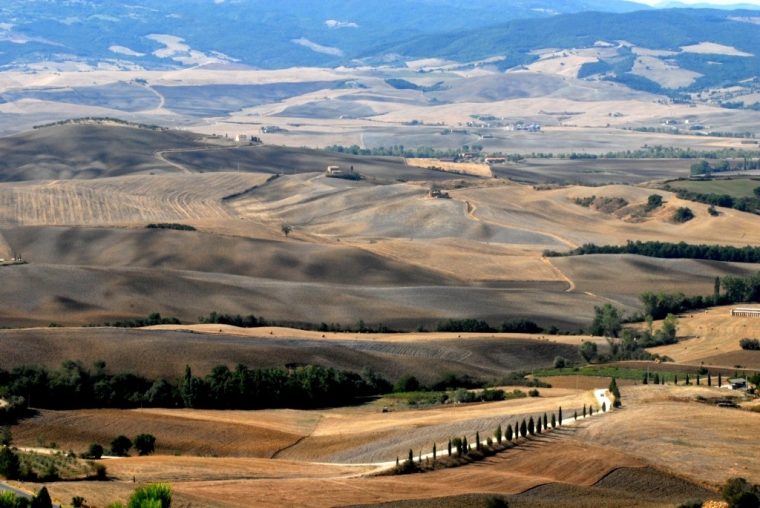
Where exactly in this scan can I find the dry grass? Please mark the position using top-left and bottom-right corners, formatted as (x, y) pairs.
(648, 306), (760, 367)
(404, 159), (493, 178)
(575, 384), (760, 486)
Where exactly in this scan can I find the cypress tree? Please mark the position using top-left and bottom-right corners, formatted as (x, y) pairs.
(536, 418), (542, 434)
(552, 413), (557, 427)
(609, 377), (621, 408)
(448, 438), (452, 456)
(602, 401), (606, 412)
(408, 449), (414, 464)
(506, 424), (513, 442)
(433, 442), (437, 460)
(574, 410), (577, 420)
(396, 456), (399, 467)
(528, 417), (535, 435)
(653, 373), (660, 384)
(558, 407), (563, 425)
(463, 436), (468, 453)
(495, 424), (503, 444)
(696, 374), (700, 385)
(476, 431), (481, 451)
(642, 372), (648, 385)
(674, 374), (678, 385)
(583, 404), (587, 418)
(719, 373), (723, 387)
(685, 374), (690, 385)
(543, 413), (548, 429)
(708, 373), (712, 387)
(520, 419), (527, 438)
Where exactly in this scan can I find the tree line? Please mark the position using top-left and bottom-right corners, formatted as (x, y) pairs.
(640, 273), (760, 320)
(545, 240), (760, 264)
(663, 184), (760, 215)
(0, 361), (392, 411)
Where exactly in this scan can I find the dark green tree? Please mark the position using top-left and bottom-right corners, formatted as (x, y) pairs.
(609, 377), (621, 408)
(579, 341), (599, 363)
(31, 487), (52, 508)
(519, 420), (527, 438)
(134, 434), (156, 456)
(558, 407), (563, 425)
(552, 413), (557, 427)
(110, 435), (132, 456)
(0, 446), (20, 480)
(448, 438), (452, 456)
(528, 417), (535, 436)
(590, 304), (623, 337)
(506, 424), (513, 442)
(476, 431), (481, 451)
(433, 442), (436, 460)
(495, 424), (502, 444)
(85, 443), (103, 459)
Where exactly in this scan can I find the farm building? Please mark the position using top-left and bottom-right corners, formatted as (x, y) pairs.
(731, 308), (760, 317)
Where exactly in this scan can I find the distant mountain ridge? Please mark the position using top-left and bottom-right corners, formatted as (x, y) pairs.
(368, 8), (760, 93)
(0, 0), (647, 69)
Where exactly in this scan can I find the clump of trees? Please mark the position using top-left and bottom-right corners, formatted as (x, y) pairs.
(104, 312), (180, 328)
(0, 361), (391, 411)
(722, 478), (760, 508)
(740, 338), (760, 351)
(672, 207), (695, 223)
(436, 318), (548, 334)
(545, 240), (760, 264)
(146, 223), (196, 231)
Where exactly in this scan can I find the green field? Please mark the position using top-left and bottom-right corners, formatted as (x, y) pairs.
(533, 366), (689, 382)
(668, 178), (760, 198)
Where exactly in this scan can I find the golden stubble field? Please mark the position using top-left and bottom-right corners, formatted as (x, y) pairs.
(11, 382), (750, 508)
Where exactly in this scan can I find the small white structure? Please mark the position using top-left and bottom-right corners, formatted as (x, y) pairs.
(326, 165), (343, 176)
(723, 378), (748, 390)
(731, 308), (760, 317)
(235, 134), (249, 143)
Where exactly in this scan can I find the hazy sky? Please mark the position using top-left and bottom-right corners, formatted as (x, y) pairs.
(636, 0), (760, 4)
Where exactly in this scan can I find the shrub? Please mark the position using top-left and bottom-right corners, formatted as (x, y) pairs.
(740, 338), (760, 351)
(127, 484), (172, 508)
(0, 491), (28, 508)
(0, 446), (20, 480)
(393, 375), (421, 393)
(94, 464), (108, 481)
(646, 194), (663, 211)
(72, 497), (86, 508)
(553, 356), (568, 368)
(673, 207), (695, 223)
(528, 389), (540, 397)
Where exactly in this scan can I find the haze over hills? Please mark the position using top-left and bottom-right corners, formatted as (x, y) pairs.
(0, 0), (647, 70)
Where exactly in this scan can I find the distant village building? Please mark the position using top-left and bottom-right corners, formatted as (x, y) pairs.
(428, 188), (450, 199)
(731, 307), (760, 317)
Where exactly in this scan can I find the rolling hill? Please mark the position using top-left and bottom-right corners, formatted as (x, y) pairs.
(373, 8), (760, 92)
